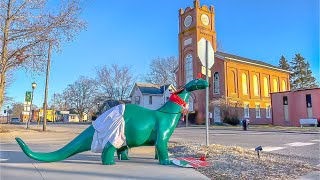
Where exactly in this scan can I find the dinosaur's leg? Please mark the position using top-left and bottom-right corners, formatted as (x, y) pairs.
(156, 140), (170, 165)
(117, 148), (129, 160)
(154, 147), (158, 160)
(101, 142), (116, 165)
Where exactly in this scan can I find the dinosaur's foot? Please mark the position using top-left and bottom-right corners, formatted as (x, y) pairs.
(120, 155), (129, 160)
(102, 161), (115, 165)
(159, 159), (172, 165)
(118, 153), (129, 160)
(117, 149), (129, 160)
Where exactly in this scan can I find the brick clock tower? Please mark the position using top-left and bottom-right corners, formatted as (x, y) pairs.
(176, 0), (217, 123)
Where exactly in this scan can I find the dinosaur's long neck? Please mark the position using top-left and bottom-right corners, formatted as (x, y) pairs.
(157, 92), (190, 113)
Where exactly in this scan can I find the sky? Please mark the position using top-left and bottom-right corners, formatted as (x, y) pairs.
(4, 0), (320, 112)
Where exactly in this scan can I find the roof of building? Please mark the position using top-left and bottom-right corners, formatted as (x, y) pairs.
(216, 51), (292, 73)
(270, 87), (320, 94)
(174, 51), (292, 74)
(132, 83), (175, 96)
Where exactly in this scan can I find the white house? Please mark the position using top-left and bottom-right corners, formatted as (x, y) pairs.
(130, 83), (176, 110)
(62, 110), (88, 123)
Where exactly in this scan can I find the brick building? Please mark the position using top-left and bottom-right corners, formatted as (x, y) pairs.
(175, 0), (291, 124)
(271, 88), (320, 127)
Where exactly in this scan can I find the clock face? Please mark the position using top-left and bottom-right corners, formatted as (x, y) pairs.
(184, 15), (192, 27)
(201, 14), (210, 26)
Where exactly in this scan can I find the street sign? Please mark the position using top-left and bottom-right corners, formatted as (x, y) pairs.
(197, 38), (214, 68)
(25, 91), (31, 102)
(201, 66), (211, 77)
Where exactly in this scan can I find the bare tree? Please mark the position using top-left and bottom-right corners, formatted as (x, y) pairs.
(11, 102), (24, 118)
(0, 0), (86, 110)
(213, 96), (243, 125)
(49, 92), (69, 111)
(144, 56), (178, 86)
(96, 64), (136, 101)
(64, 76), (97, 121)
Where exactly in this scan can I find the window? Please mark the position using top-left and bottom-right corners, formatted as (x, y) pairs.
(283, 96), (288, 105)
(149, 96), (152, 104)
(306, 94), (312, 108)
(135, 96), (140, 105)
(255, 104), (261, 118)
(228, 70), (236, 93)
(273, 78), (278, 92)
(253, 75), (259, 96)
(242, 73), (248, 95)
(281, 80), (286, 91)
(306, 94), (312, 118)
(185, 54), (193, 83)
(266, 104), (271, 118)
(213, 72), (220, 94)
(244, 103), (250, 118)
(263, 77), (269, 97)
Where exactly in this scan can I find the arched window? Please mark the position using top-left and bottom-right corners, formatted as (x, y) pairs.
(282, 80), (286, 91)
(253, 75), (259, 96)
(263, 77), (269, 97)
(213, 72), (220, 94)
(273, 79), (278, 92)
(185, 54), (193, 83)
(242, 73), (248, 95)
(228, 71), (236, 93)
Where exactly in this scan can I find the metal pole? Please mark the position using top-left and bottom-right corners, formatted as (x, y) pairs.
(186, 111), (189, 127)
(53, 93), (56, 123)
(26, 88), (34, 129)
(43, 41), (52, 132)
(205, 40), (209, 146)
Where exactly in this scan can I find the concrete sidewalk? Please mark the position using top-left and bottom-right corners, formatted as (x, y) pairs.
(0, 126), (209, 180)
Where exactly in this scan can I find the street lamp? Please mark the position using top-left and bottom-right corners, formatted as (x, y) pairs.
(26, 82), (37, 129)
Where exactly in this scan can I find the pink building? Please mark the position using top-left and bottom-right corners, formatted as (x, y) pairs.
(271, 88), (320, 126)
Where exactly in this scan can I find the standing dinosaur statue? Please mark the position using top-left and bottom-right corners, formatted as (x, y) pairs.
(16, 78), (209, 165)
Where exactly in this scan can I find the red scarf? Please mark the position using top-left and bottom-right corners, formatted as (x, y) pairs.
(169, 93), (188, 120)
(169, 93), (187, 109)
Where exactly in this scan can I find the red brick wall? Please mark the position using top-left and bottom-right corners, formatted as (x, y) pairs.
(271, 88), (320, 126)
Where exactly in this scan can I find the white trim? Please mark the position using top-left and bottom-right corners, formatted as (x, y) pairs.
(266, 104), (271, 118)
(255, 104), (261, 118)
(244, 102), (250, 118)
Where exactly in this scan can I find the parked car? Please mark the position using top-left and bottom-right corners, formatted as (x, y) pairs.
(11, 117), (21, 124)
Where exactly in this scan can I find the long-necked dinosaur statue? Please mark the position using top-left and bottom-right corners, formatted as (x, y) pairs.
(16, 78), (209, 165)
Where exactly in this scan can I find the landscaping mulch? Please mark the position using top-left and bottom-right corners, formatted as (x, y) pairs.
(168, 142), (319, 180)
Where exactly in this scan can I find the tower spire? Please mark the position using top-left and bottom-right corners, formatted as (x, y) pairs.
(194, 0), (200, 8)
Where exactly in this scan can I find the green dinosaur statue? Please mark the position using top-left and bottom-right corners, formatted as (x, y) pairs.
(16, 78), (209, 165)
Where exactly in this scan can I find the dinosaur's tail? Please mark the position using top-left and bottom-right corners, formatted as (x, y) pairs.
(15, 125), (95, 162)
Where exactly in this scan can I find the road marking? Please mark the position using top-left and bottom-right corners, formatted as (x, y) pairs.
(285, 142), (315, 147)
(310, 139), (320, 142)
(250, 146), (285, 152)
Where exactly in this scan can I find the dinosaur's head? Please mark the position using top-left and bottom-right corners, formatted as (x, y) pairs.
(183, 78), (209, 92)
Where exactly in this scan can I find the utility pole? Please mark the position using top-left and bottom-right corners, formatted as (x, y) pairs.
(43, 41), (52, 132)
(53, 93), (56, 123)
(205, 40), (209, 146)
